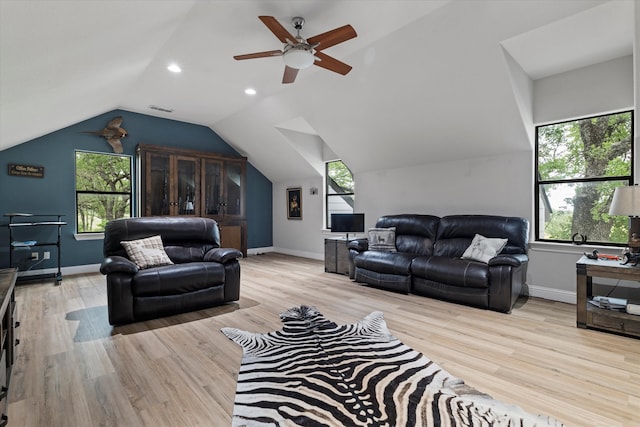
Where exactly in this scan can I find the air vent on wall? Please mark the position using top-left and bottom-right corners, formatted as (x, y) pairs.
(149, 105), (174, 113)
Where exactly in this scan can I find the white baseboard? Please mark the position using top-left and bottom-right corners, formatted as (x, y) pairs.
(17, 263), (101, 278)
(247, 246), (275, 256)
(525, 284), (575, 304)
(270, 247), (324, 261)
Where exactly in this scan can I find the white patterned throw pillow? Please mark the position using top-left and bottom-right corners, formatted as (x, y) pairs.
(120, 235), (174, 269)
(368, 227), (397, 252)
(461, 234), (508, 263)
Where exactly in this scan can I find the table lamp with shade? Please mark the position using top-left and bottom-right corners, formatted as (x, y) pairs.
(609, 185), (640, 253)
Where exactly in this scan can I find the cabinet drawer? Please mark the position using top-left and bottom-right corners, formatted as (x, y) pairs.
(220, 226), (242, 253)
(9, 302), (18, 367)
(0, 350), (5, 388)
(0, 349), (7, 419)
(0, 350), (9, 423)
(335, 242), (350, 275)
(324, 240), (337, 273)
(591, 311), (640, 335)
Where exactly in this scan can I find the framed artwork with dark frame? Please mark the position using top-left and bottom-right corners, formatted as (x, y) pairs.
(287, 187), (302, 219)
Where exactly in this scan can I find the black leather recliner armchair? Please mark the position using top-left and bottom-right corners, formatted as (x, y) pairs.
(100, 216), (242, 325)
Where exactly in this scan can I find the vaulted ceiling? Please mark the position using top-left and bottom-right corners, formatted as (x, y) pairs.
(0, 0), (634, 182)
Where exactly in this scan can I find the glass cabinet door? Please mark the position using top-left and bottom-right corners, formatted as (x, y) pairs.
(203, 159), (223, 216)
(175, 156), (198, 215)
(146, 152), (170, 216)
(224, 161), (244, 217)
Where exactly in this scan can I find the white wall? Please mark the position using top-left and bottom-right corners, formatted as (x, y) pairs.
(272, 177), (328, 260)
(355, 152), (532, 226)
(270, 149), (628, 304)
(270, 152), (534, 263)
(526, 53), (636, 303)
(533, 55), (633, 124)
(271, 30), (636, 305)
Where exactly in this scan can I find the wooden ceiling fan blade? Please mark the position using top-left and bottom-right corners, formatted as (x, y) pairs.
(259, 16), (297, 44)
(313, 51), (352, 75)
(307, 24), (357, 51)
(282, 66), (299, 84)
(234, 50), (283, 60)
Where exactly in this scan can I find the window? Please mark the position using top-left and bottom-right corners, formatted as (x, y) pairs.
(75, 150), (132, 233)
(325, 160), (355, 229)
(535, 111), (633, 245)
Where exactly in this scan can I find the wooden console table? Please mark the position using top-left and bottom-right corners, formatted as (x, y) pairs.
(0, 268), (19, 425)
(576, 255), (640, 338)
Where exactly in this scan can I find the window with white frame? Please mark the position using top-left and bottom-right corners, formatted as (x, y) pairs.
(535, 110), (633, 245)
(325, 160), (355, 229)
(75, 150), (132, 233)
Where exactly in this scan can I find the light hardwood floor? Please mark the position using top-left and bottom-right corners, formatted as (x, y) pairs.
(6, 253), (640, 426)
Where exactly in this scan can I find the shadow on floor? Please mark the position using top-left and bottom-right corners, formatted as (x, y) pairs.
(65, 296), (261, 340)
(512, 295), (532, 310)
(65, 305), (113, 342)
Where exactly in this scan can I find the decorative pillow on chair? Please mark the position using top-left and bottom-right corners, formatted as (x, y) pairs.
(461, 234), (508, 263)
(121, 235), (174, 269)
(368, 227), (397, 252)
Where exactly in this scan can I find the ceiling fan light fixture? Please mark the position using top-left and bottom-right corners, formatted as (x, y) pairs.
(234, 16), (357, 83)
(283, 47), (315, 69)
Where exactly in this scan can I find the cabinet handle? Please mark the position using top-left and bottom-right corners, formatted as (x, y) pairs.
(15, 338), (19, 346)
(0, 414), (7, 427)
(0, 386), (7, 401)
(14, 320), (20, 328)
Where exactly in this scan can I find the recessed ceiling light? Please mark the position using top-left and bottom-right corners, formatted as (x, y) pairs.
(167, 63), (182, 73)
(244, 88), (257, 95)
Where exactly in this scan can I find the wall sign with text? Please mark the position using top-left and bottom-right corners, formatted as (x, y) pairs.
(8, 163), (45, 178)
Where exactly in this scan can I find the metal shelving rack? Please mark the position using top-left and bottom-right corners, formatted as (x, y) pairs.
(5, 213), (66, 285)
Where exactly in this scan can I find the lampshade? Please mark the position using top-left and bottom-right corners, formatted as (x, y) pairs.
(283, 47), (315, 69)
(609, 185), (640, 216)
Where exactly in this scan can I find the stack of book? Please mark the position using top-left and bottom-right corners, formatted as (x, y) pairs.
(589, 296), (627, 310)
(589, 296), (640, 315)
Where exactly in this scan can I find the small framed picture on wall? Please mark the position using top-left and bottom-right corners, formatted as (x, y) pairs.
(287, 187), (302, 220)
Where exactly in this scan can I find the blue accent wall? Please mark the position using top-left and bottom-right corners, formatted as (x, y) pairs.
(0, 109), (273, 269)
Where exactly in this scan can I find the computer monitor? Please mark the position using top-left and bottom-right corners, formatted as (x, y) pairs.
(330, 213), (365, 239)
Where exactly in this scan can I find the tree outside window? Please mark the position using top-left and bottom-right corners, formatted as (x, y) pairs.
(75, 151), (132, 233)
(326, 160), (355, 229)
(535, 111), (633, 245)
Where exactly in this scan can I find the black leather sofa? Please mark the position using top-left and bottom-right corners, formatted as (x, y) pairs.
(100, 217), (242, 325)
(348, 214), (529, 313)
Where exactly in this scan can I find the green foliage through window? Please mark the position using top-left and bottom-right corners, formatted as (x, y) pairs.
(535, 111), (633, 245)
(326, 160), (355, 229)
(75, 151), (132, 233)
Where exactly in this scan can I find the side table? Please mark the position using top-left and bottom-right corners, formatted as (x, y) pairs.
(324, 238), (350, 275)
(576, 255), (640, 338)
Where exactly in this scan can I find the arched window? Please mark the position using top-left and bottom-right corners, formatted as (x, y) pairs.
(325, 160), (355, 229)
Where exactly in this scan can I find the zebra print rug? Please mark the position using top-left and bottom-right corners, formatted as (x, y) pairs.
(222, 305), (563, 427)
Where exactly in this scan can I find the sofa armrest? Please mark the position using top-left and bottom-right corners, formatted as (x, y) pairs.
(100, 256), (139, 275)
(205, 247), (243, 264)
(348, 238), (369, 252)
(488, 253), (528, 267)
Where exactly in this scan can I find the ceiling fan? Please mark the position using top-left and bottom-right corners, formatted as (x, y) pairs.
(234, 16), (357, 84)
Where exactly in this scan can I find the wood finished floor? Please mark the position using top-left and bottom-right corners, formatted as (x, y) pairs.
(6, 253), (640, 426)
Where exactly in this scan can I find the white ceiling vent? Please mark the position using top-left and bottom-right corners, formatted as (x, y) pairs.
(149, 105), (174, 113)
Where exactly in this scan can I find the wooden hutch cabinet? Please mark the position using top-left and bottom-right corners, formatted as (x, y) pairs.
(137, 144), (247, 256)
